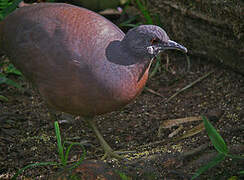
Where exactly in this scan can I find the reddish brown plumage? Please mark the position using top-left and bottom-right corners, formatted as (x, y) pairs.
(0, 3), (150, 117)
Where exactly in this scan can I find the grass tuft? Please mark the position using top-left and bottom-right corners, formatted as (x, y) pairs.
(12, 121), (86, 179)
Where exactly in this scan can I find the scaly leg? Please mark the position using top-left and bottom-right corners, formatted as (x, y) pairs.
(84, 117), (123, 160)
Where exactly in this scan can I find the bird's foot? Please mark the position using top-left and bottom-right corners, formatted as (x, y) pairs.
(85, 117), (129, 160)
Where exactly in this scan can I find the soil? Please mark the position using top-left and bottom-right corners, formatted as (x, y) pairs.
(1, 51), (243, 179)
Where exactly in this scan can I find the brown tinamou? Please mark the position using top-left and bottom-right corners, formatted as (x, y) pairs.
(0, 3), (187, 159)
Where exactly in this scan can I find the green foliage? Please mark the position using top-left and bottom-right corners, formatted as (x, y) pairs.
(0, 61), (23, 101)
(192, 153), (226, 179)
(0, 61), (23, 93)
(117, 171), (132, 180)
(0, 0), (22, 20)
(191, 116), (244, 179)
(0, 0), (11, 20)
(0, 94), (8, 101)
(0, 72), (22, 89)
(12, 121), (86, 179)
(120, 0), (154, 27)
(135, 0), (153, 24)
(2, 62), (22, 76)
(54, 121), (86, 169)
(120, 16), (142, 28)
(0, 0), (23, 98)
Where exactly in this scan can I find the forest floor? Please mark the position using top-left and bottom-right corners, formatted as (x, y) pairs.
(0, 52), (244, 179)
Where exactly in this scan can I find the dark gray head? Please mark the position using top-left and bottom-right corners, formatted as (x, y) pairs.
(121, 25), (187, 59)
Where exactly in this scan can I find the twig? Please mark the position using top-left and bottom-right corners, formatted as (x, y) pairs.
(158, 116), (202, 137)
(159, 116), (202, 129)
(168, 125), (183, 138)
(144, 87), (164, 98)
(166, 70), (214, 102)
(173, 122), (205, 141)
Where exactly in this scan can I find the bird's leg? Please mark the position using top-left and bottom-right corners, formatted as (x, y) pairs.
(84, 117), (123, 160)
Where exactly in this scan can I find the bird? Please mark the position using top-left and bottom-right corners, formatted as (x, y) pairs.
(0, 2), (187, 159)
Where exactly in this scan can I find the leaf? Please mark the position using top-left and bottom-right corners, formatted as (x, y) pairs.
(1, 0), (22, 18)
(117, 171), (132, 180)
(202, 116), (228, 154)
(0, 73), (22, 90)
(0, 95), (8, 102)
(191, 153), (226, 179)
(0, 0), (10, 9)
(5, 63), (22, 76)
(227, 176), (238, 180)
(238, 170), (244, 174)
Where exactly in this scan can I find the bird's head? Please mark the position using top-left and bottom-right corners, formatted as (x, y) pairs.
(121, 25), (187, 59)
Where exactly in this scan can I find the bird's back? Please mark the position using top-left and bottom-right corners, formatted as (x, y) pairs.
(1, 3), (125, 73)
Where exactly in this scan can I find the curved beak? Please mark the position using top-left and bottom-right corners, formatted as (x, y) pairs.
(147, 40), (187, 56)
(161, 40), (187, 53)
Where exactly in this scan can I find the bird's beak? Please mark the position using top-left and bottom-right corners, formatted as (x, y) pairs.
(160, 40), (188, 53)
(147, 40), (187, 57)
(147, 40), (187, 56)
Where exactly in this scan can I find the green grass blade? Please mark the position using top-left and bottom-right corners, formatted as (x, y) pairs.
(191, 153), (226, 180)
(70, 145), (86, 170)
(155, 13), (163, 27)
(0, 95), (8, 102)
(186, 54), (191, 72)
(239, 170), (244, 174)
(119, 16), (139, 27)
(63, 141), (86, 170)
(120, 23), (141, 28)
(54, 121), (65, 165)
(226, 154), (244, 160)
(135, 0), (153, 24)
(202, 116), (228, 154)
(64, 143), (82, 165)
(12, 161), (58, 180)
(149, 56), (161, 79)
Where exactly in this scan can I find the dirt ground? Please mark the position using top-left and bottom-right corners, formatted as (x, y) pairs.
(0, 51), (244, 179)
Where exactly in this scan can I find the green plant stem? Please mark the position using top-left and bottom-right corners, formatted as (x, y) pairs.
(54, 121), (65, 165)
(12, 162), (59, 180)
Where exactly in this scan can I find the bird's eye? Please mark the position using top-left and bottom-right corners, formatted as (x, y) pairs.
(150, 38), (159, 44)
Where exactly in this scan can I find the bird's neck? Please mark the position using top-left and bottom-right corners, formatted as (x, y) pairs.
(135, 58), (153, 82)
(119, 42), (153, 82)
